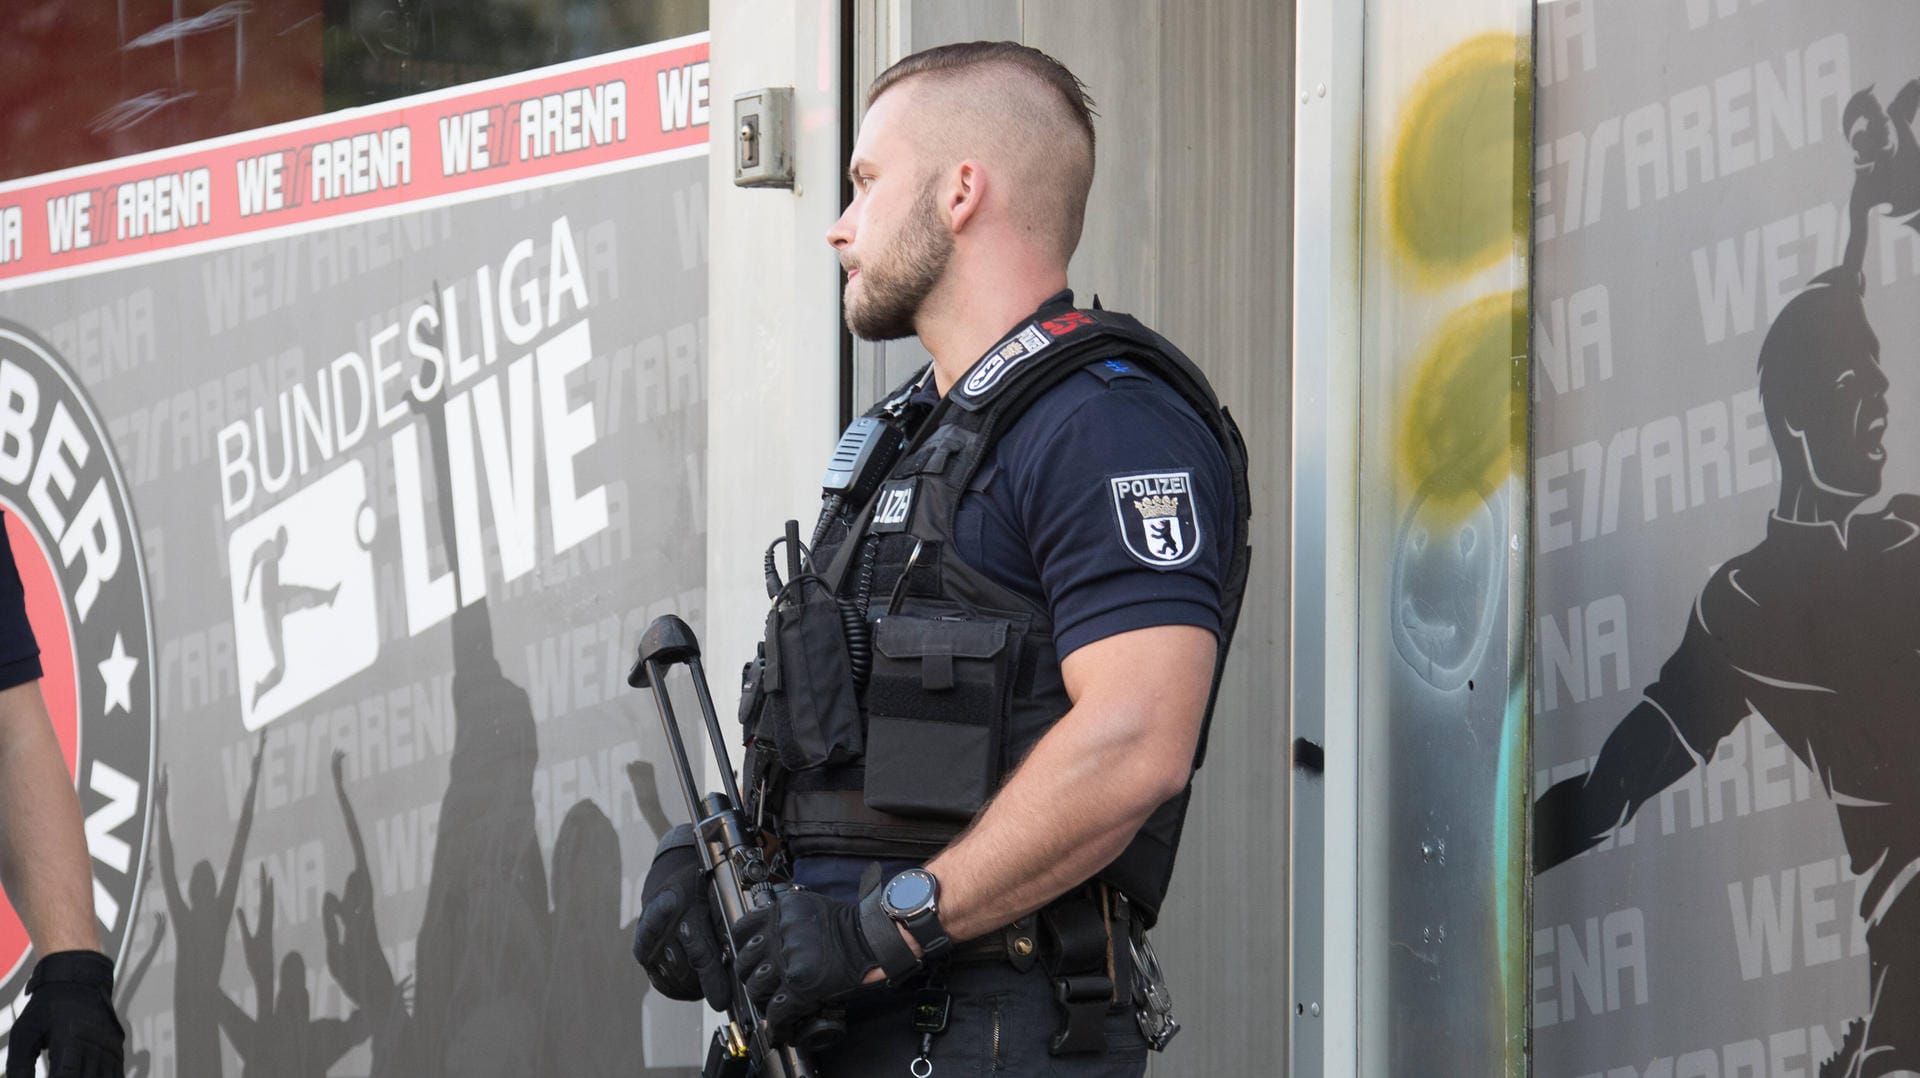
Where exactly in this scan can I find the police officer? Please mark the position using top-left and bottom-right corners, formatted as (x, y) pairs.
(0, 514), (125, 1078)
(637, 42), (1248, 1077)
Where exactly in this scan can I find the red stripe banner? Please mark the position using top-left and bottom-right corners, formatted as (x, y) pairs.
(0, 35), (710, 287)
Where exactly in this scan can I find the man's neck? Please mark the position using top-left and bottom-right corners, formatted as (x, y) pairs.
(1777, 475), (1864, 528)
(916, 268), (1068, 395)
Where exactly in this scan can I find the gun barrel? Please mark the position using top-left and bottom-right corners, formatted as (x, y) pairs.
(631, 615), (832, 1078)
(639, 662), (708, 833)
(687, 655), (747, 810)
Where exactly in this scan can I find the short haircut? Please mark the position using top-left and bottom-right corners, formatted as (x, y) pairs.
(867, 41), (1098, 261)
(1757, 267), (1876, 436)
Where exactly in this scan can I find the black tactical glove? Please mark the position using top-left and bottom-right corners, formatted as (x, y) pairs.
(734, 886), (881, 1042)
(6, 951), (124, 1078)
(633, 824), (731, 1010)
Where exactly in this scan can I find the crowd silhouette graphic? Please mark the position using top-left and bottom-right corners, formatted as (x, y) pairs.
(116, 287), (685, 1076)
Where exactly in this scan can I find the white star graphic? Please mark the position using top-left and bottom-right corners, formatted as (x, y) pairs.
(98, 634), (138, 716)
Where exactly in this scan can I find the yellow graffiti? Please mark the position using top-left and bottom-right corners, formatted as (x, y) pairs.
(1394, 291), (1527, 522)
(1386, 32), (1531, 288)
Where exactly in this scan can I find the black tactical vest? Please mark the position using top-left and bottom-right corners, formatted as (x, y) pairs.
(740, 305), (1251, 927)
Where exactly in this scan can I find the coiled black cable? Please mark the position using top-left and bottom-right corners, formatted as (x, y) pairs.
(842, 536), (881, 688)
(811, 495), (845, 551)
(838, 594), (871, 689)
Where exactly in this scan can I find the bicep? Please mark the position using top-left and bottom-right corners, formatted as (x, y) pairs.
(0, 681), (52, 741)
(1060, 625), (1216, 762)
(1639, 603), (1752, 759)
(1011, 382), (1231, 656)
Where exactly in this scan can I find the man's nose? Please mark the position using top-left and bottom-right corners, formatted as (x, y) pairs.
(827, 206), (854, 250)
(1866, 364), (1891, 397)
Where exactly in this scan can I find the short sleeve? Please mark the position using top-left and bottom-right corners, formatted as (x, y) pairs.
(999, 368), (1232, 658)
(0, 515), (42, 691)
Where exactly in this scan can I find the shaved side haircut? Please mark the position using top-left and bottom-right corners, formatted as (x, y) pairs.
(869, 42), (1098, 262)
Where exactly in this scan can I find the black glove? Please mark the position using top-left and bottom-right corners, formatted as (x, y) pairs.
(6, 951), (124, 1078)
(633, 824), (730, 1010)
(733, 886), (882, 1042)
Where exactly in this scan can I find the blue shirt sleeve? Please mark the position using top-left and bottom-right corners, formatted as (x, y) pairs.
(0, 514), (42, 691)
(954, 363), (1231, 658)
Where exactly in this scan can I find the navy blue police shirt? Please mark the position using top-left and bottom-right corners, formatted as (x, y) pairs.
(0, 514), (43, 691)
(944, 301), (1230, 655)
(944, 299), (1228, 657)
(794, 292), (1231, 902)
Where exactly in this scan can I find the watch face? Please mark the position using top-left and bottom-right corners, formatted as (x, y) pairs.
(885, 870), (936, 915)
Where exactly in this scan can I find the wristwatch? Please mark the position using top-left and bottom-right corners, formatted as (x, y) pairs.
(881, 867), (952, 961)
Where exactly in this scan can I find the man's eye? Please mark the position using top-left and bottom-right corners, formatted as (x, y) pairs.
(1836, 370), (1856, 389)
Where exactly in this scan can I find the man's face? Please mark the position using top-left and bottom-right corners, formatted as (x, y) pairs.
(828, 89), (955, 341)
(1790, 336), (1890, 498)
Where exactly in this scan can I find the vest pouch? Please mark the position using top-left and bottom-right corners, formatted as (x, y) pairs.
(760, 592), (863, 770)
(864, 614), (1017, 820)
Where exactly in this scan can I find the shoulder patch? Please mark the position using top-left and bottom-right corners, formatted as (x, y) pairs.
(958, 324), (1054, 400)
(1109, 470), (1201, 569)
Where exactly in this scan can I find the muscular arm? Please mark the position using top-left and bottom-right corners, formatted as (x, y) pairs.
(1533, 598), (1748, 872)
(1534, 699), (1703, 871)
(0, 680), (100, 954)
(924, 625), (1214, 943)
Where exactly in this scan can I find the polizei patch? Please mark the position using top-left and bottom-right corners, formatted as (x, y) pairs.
(1110, 471), (1200, 569)
(0, 322), (155, 1020)
(871, 478), (916, 534)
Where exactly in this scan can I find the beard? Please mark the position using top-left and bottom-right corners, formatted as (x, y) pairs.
(844, 176), (953, 341)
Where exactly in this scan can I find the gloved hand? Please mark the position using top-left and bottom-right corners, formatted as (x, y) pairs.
(633, 824), (731, 1010)
(734, 886), (879, 1042)
(5, 951), (124, 1078)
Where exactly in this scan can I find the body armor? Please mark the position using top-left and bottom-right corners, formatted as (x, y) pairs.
(741, 305), (1251, 927)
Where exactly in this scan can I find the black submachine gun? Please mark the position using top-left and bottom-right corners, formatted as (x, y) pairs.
(628, 614), (841, 1078)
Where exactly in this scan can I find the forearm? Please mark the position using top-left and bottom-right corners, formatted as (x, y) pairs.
(0, 682), (101, 954)
(927, 708), (1182, 942)
(1536, 696), (1710, 870)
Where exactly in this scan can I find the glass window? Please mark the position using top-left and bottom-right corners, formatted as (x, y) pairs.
(0, 0), (706, 182)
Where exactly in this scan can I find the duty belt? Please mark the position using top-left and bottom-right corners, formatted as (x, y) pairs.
(939, 884), (1133, 1056)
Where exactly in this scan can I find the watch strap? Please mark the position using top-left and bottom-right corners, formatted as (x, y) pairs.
(858, 888), (921, 981)
(899, 904), (954, 961)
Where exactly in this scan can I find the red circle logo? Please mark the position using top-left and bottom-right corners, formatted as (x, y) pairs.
(0, 322), (156, 1016)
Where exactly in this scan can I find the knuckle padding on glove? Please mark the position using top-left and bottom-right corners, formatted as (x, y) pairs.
(636, 822), (731, 1004)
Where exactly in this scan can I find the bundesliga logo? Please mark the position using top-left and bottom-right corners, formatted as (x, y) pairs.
(0, 321), (155, 1025)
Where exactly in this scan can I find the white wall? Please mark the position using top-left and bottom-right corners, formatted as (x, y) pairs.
(705, 1), (847, 733)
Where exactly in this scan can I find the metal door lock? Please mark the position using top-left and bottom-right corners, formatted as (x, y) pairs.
(733, 88), (794, 188)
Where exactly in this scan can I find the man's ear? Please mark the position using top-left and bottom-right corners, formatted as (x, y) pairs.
(947, 160), (985, 233)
